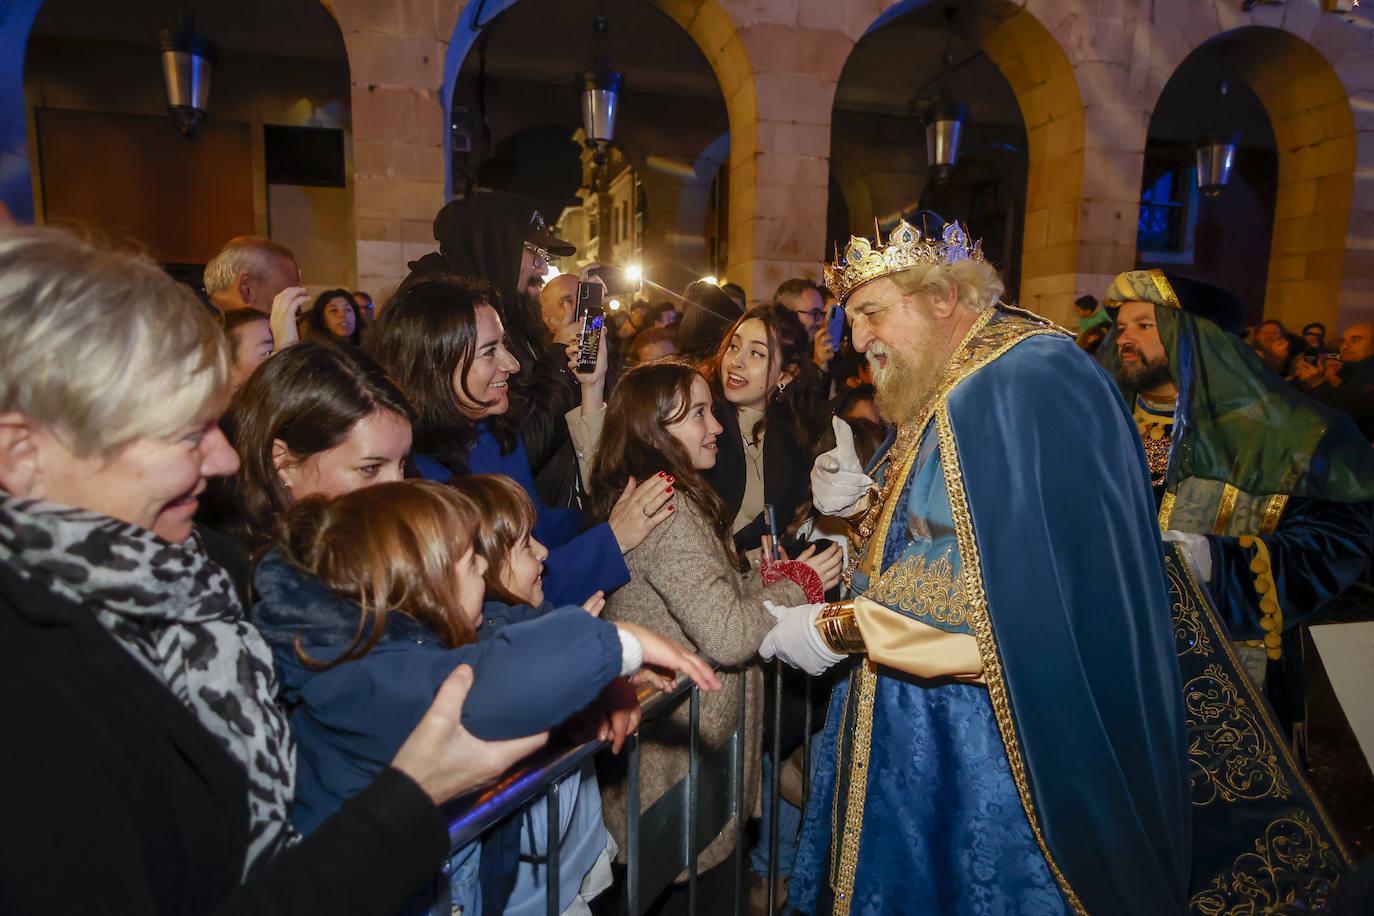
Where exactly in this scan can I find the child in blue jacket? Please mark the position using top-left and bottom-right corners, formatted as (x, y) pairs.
(252, 480), (717, 914)
(458, 474), (649, 916)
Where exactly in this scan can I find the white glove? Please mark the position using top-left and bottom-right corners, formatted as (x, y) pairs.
(811, 416), (875, 517)
(1162, 530), (1213, 584)
(759, 601), (845, 676)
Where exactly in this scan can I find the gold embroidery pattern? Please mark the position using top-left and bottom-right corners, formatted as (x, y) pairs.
(1166, 556), (1212, 658)
(936, 406), (1088, 916)
(1188, 812), (1344, 916)
(1133, 402), (1173, 488)
(1212, 484), (1241, 535)
(863, 551), (969, 627)
(1167, 545), (1352, 863)
(1184, 663), (1290, 805)
(1259, 494), (1289, 536)
(831, 660), (877, 916)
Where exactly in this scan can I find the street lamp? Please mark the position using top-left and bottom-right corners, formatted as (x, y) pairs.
(579, 12), (622, 157)
(159, 14), (217, 136)
(1196, 125), (1239, 198)
(920, 7), (967, 180)
(925, 85), (967, 180)
(1195, 48), (1237, 198)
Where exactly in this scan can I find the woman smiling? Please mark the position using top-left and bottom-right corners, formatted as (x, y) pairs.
(588, 361), (842, 878)
(369, 276), (671, 608)
(0, 227), (547, 914)
(704, 303), (825, 559)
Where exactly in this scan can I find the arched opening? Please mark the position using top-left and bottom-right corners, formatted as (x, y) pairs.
(1140, 26), (1355, 330)
(446, 0), (731, 296)
(838, 0), (1082, 320)
(21, 0), (354, 290)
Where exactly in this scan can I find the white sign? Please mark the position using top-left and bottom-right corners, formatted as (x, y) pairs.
(1310, 621), (1374, 776)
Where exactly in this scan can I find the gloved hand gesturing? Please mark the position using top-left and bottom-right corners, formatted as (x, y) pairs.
(811, 416), (874, 517)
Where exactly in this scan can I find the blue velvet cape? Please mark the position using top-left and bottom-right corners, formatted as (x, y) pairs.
(792, 311), (1191, 915)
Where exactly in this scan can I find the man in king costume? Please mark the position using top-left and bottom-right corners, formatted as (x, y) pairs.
(1099, 270), (1374, 693)
(759, 219), (1191, 914)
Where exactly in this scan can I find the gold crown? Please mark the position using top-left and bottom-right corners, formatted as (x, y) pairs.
(824, 219), (984, 304)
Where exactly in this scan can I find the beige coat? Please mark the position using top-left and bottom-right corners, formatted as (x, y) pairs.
(601, 497), (805, 875)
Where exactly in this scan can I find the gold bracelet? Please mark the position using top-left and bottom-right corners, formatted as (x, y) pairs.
(815, 599), (866, 654)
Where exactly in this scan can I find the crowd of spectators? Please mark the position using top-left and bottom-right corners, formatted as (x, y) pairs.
(4, 199), (1370, 915)
(0, 201), (872, 915)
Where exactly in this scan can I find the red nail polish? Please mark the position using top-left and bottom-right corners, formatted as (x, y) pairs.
(666, 475), (675, 482)
(668, 505), (675, 511)
(657, 471), (665, 477)
(665, 486), (673, 493)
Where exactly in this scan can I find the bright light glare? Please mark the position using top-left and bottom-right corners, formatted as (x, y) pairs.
(542, 264), (560, 284)
(626, 265), (642, 282)
(700, 275), (719, 286)
(608, 299), (622, 311)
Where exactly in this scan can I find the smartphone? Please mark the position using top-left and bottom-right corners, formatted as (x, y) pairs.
(575, 281), (605, 373)
(762, 503), (781, 563)
(826, 302), (845, 346)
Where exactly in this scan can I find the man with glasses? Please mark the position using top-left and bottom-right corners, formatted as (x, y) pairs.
(775, 278), (834, 374)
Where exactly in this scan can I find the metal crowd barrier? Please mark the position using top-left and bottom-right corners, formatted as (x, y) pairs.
(441, 660), (813, 916)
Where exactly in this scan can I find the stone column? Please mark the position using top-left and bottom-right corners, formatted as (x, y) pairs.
(330, 0), (456, 300)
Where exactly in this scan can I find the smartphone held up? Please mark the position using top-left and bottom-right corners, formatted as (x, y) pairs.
(576, 280), (605, 373)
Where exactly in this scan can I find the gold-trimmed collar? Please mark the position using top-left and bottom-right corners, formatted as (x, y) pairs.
(848, 308), (1068, 583)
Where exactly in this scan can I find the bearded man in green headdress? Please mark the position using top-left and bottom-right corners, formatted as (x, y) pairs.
(1100, 269), (1374, 687)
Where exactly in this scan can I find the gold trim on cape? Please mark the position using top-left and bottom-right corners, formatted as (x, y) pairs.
(936, 406), (1088, 916)
(830, 660), (877, 916)
(1168, 543), (1352, 866)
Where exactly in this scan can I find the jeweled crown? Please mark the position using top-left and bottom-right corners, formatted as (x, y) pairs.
(824, 219), (985, 304)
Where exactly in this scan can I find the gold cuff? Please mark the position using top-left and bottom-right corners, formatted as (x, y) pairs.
(815, 599), (866, 654)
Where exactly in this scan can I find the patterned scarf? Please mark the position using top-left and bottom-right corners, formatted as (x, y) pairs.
(0, 497), (295, 875)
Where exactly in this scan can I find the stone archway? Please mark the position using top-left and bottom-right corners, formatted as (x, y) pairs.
(1136, 0), (1373, 326)
(323, 0), (754, 298)
(838, 0), (1085, 322)
(15, 0), (354, 283)
(1195, 27), (1355, 331)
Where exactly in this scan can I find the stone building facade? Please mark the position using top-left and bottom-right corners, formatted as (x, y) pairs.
(1, 0), (1372, 328)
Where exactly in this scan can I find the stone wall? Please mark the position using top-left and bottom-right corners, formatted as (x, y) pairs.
(3, 0), (1373, 326)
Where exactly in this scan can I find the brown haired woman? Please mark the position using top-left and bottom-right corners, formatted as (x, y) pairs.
(704, 303), (827, 561)
(587, 362), (843, 878)
(251, 479), (719, 915)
